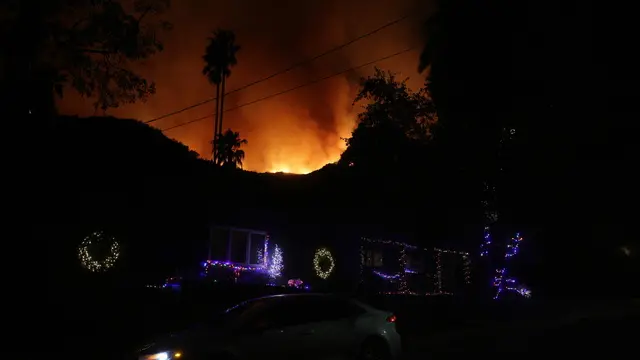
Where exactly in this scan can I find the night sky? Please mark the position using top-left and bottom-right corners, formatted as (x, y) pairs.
(57, 0), (433, 173)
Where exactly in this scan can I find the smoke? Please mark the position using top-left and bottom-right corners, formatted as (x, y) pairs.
(57, 0), (434, 173)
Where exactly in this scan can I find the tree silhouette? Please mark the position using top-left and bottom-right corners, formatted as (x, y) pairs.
(212, 129), (247, 169)
(340, 67), (437, 170)
(0, 0), (172, 115)
(202, 29), (240, 159)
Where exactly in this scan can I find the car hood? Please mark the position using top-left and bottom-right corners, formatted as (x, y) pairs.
(139, 326), (229, 356)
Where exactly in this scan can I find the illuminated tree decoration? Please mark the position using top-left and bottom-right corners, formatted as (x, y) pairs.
(78, 231), (120, 272)
(269, 244), (284, 279)
(313, 248), (335, 279)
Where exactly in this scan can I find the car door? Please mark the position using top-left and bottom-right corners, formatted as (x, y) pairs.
(289, 297), (364, 360)
(228, 297), (310, 359)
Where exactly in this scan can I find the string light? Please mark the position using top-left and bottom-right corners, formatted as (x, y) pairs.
(380, 291), (453, 296)
(435, 250), (443, 293)
(359, 244), (365, 284)
(78, 231), (120, 272)
(363, 237), (470, 256)
(493, 232), (530, 299)
(361, 237), (470, 295)
(202, 260), (267, 275)
(268, 244), (283, 280)
(493, 268), (505, 299)
(264, 235), (270, 268)
(398, 246), (408, 293)
(373, 270), (401, 280)
(504, 232), (523, 258)
(463, 254), (472, 284)
(480, 226), (491, 257)
(313, 248), (335, 279)
(256, 248), (263, 266)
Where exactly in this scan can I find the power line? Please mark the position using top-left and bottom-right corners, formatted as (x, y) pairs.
(144, 13), (412, 125)
(161, 46), (416, 132)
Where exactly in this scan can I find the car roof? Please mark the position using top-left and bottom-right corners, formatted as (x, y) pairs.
(256, 293), (335, 300)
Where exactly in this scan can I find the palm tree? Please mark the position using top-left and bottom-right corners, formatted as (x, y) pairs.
(211, 129), (247, 169)
(202, 29), (240, 160)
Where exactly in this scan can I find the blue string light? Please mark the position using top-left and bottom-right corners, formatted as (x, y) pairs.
(480, 226), (491, 257)
(493, 233), (530, 299)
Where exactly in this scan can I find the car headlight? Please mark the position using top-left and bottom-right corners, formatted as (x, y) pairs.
(139, 351), (182, 360)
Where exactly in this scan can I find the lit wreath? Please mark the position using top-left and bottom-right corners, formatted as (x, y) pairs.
(78, 231), (120, 272)
(313, 248), (335, 279)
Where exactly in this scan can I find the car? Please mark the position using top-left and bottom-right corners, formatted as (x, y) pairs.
(137, 293), (402, 360)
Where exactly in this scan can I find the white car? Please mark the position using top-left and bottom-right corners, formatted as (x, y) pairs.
(138, 293), (402, 360)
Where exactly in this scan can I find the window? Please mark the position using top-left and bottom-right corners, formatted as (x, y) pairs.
(230, 230), (248, 263)
(225, 299), (268, 329)
(249, 233), (266, 265)
(210, 227), (229, 260)
(365, 250), (383, 267)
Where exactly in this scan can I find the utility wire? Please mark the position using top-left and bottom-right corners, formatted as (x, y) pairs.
(144, 14), (412, 125)
(161, 46), (416, 132)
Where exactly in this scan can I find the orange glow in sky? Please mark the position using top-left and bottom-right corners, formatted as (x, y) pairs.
(56, 0), (431, 174)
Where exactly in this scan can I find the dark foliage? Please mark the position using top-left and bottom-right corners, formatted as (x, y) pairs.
(203, 29), (240, 156)
(0, 0), (171, 116)
(418, 0), (640, 296)
(212, 128), (247, 169)
(340, 68), (437, 172)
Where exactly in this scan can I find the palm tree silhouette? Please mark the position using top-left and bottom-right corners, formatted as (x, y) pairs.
(202, 29), (240, 161)
(212, 129), (247, 169)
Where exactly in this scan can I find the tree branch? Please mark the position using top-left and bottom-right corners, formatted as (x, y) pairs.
(78, 48), (109, 54)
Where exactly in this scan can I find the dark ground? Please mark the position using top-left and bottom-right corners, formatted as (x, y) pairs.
(403, 300), (640, 357)
(47, 284), (639, 359)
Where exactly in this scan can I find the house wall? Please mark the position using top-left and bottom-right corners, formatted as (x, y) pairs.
(360, 238), (472, 295)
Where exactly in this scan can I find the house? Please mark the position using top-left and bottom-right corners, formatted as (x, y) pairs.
(202, 225), (472, 295)
(202, 226), (272, 284)
(360, 237), (471, 295)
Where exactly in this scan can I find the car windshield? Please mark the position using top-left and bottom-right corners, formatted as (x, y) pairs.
(217, 299), (269, 328)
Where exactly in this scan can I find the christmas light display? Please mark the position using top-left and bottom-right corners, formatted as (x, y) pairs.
(373, 270), (400, 280)
(268, 244), (283, 280)
(361, 237), (470, 295)
(362, 237), (419, 250)
(480, 226), (491, 257)
(372, 268), (420, 279)
(435, 250), (443, 293)
(493, 233), (530, 299)
(463, 254), (472, 284)
(505, 233), (523, 257)
(359, 244), (365, 283)
(264, 235), (270, 267)
(78, 231), (120, 272)
(256, 248), (263, 266)
(162, 276), (182, 291)
(313, 248), (335, 279)
(514, 285), (531, 299)
(288, 278), (304, 288)
(362, 237), (469, 256)
(398, 246), (408, 292)
(202, 260), (267, 275)
(381, 291), (453, 296)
